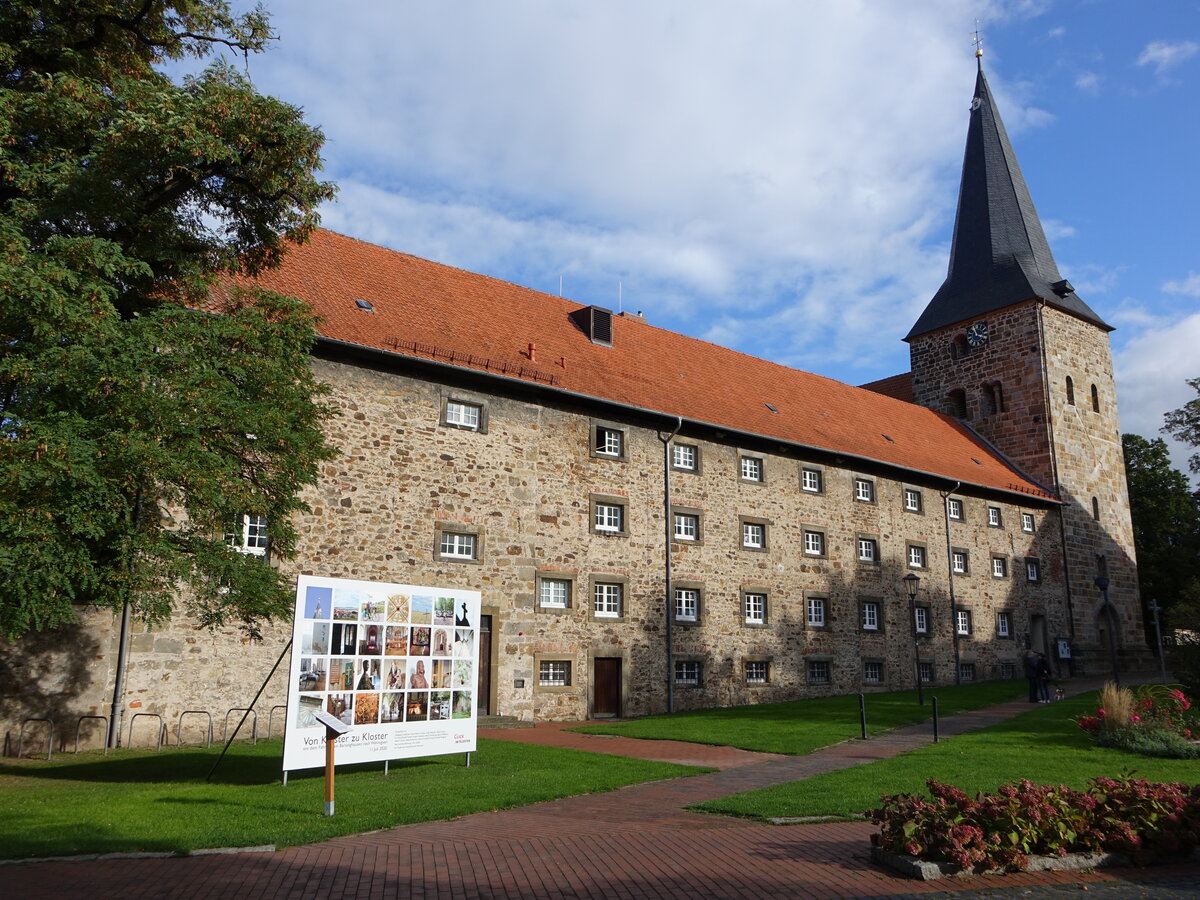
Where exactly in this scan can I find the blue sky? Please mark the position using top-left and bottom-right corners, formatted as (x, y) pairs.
(205, 0), (1199, 476)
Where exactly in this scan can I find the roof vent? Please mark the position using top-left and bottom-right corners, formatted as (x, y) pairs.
(765, 403), (779, 414)
(569, 305), (614, 346)
(1049, 279), (1074, 297)
(354, 298), (376, 312)
(882, 434), (894, 443)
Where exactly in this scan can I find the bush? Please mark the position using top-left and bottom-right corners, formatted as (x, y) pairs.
(869, 776), (1200, 871)
(1094, 727), (1200, 759)
(1076, 683), (1198, 758)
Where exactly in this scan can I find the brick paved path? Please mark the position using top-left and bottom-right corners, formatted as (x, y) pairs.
(8, 686), (1200, 899)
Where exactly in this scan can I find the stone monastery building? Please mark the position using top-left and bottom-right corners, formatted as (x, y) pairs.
(5, 61), (1147, 743)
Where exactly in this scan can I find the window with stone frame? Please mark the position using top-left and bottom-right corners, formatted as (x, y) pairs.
(907, 544), (927, 569)
(807, 659), (831, 685)
(741, 521), (766, 550)
(918, 661), (934, 683)
(674, 660), (701, 686)
(672, 443), (698, 472)
(854, 478), (875, 502)
(743, 592), (767, 625)
(674, 587), (699, 623)
(1022, 512), (1035, 533)
(539, 660), (571, 686)
(444, 399), (483, 431)
(952, 549), (969, 575)
(857, 537), (879, 563)
(538, 577), (571, 609)
(439, 531), (477, 560)
(745, 660), (769, 684)
(801, 467), (822, 493)
(946, 497), (963, 520)
(987, 506), (1003, 528)
(740, 456), (764, 482)
(803, 529), (825, 556)
(673, 512), (700, 542)
(996, 611), (1011, 638)
(959, 662), (976, 683)
(226, 514), (269, 556)
(861, 600), (881, 632)
(904, 488), (922, 513)
(955, 609), (972, 636)
(914, 606), (929, 635)
(806, 596), (827, 628)
(992, 556), (1008, 578)
(1026, 557), (1041, 582)
(593, 500), (626, 534)
(863, 660), (884, 684)
(593, 582), (622, 618)
(593, 425), (624, 458)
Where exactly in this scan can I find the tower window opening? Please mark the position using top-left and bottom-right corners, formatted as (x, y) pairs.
(981, 382), (1004, 416)
(1091, 384), (1100, 412)
(948, 388), (968, 419)
(1066, 376), (1076, 406)
(1092, 496), (1100, 521)
(951, 335), (969, 359)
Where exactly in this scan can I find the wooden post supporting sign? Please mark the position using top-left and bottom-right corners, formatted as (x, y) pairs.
(313, 710), (351, 816)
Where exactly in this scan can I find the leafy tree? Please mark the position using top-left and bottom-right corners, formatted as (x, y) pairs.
(0, 2), (337, 639)
(1163, 377), (1200, 475)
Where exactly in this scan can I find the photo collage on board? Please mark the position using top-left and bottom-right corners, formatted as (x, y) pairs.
(295, 585), (475, 730)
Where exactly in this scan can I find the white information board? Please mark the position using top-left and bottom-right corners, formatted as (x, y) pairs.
(283, 574), (481, 772)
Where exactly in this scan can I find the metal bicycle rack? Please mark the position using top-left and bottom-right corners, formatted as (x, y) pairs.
(176, 710), (214, 747)
(223, 707), (258, 745)
(128, 713), (165, 751)
(74, 715), (110, 754)
(267, 704), (287, 740)
(18, 718), (54, 760)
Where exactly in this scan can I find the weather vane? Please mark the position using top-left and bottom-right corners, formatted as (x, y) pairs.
(972, 20), (984, 59)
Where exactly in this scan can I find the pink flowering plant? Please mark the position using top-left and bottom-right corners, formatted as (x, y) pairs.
(870, 776), (1200, 871)
(1075, 684), (1198, 758)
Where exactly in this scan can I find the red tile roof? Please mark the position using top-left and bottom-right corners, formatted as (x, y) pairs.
(221, 229), (1055, 502)
(859, 372), (914, 403)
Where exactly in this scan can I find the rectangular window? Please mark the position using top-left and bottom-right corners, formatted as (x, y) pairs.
(863, 660), (884, 684)
(445, 400), (481, 430)
(908, 545), (926, 569)
(673, 512), (699, 541)
(1001, 662), (1016, 679)
(538, 578), (570, 609)
(992, 557), (1008, 578)
(806, 596), (826, 627)
(742, 522), (765, 549)
(594, 583), (622, 618)
(801, 468), (822, 492)
(947, 498), (963, 520)
(595, 502), (624, 533)
(226, 514), (269, 556)
(996, 611), (1011, 638)
(807, 660), (831, 685)
(918, 661), (934, 683)
(914, 606), (928, 634)
(1026, 558), (1041, 582)
(745, 660), (769, 684)
(439, 532), (476, 559)
(674, 587), (699, 622)
(804, 530), (825, 556)
(741, 456), (763, 482)
(959, 663), (976, 683)
(539, 660), (571, 686)
(674, 660), (701, 686)
(955, 609), (972, 636)
(856, 538), (878, 563)
(1022, 513), (1035, 533)
(594, 426), (623, 457)
(904, 489), (922, 513)
(854, 478), (874, 502)
(861, 601), (880, 631)
(672, 444), (697, 471)
(988, 506), (1003, 527)
(952, 550), (968, 575)
(744, 592), (766, 625)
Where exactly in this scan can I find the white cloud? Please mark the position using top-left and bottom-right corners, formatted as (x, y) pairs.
(1074, 71), (1100, 93)
(1163, 272), (1200, 296)
(1114, 312), (1200, 480)
(1136, 40), (1199, 76)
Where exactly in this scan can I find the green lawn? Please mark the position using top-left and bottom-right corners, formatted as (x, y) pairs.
(0, 737), (702, 859)
(697, 691), (1200, 820)
(572, 680), (1026, 754)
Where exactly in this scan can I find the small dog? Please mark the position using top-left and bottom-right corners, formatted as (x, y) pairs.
(1054, 687), (1066, 702)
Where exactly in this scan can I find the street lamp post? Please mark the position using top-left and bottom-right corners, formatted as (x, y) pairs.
(903, 573), (924, 706)
(1094, 576), (1120, 687)
(1147, 599), (1169, 685)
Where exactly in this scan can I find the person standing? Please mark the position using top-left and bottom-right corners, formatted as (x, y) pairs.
(1036, 652), (1053, 703)
(1022, 648), (1040, 703)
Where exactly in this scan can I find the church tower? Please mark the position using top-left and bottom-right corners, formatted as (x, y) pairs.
(906, 53), (1146, 670)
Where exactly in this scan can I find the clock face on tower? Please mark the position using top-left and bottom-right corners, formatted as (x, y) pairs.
(966, 320), (989, 348)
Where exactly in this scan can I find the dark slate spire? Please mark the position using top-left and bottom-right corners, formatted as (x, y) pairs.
(906, 60), (1111, 340)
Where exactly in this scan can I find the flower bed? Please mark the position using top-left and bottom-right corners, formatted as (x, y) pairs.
(869, 777), (1200, 875)
(1077, 684), (1199, 759)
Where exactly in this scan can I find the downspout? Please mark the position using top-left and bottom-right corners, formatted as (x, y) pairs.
(941, 481), (961, 685)
(657, 416), (683, 714)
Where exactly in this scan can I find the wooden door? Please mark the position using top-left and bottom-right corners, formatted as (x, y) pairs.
(476, 614), (492, 715)
(593, 657), (621, 718)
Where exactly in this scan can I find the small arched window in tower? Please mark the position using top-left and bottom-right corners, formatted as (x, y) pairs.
(981, 382), (1005, 416)
(1092, 497), (1100, 521)
(1096, 554), (1108, 578)
(948, 388), (969, 419)
(951, 335), (969, 360)
(1065, 376), (1076, 406)
(1091, 383), (1100, 412)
